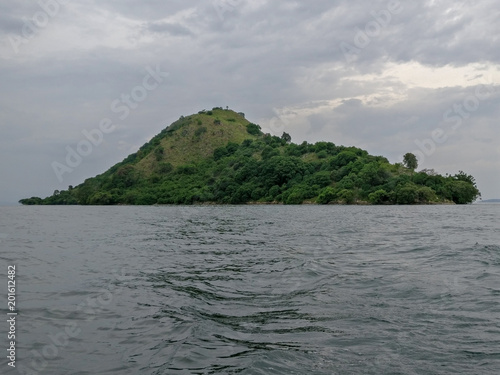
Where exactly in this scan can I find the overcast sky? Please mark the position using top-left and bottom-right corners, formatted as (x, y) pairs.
(0, 0), (499, 204)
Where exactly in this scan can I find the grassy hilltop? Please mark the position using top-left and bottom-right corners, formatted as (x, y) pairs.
(20, 108), (480, 205)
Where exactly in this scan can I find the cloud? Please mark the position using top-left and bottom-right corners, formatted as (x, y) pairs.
(145, 22), (193, 36)
(0, 0), (499, 203)
(0, 14), (24, 34)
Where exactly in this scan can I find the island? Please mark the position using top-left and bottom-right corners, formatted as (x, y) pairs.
(20, 108), (480, 205)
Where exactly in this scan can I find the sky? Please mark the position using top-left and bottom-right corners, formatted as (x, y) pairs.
(0, 0), (499, 204)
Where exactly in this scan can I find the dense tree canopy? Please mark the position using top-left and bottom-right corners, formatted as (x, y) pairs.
(403, 152), (418, 170)
(19, 109), (480, 206)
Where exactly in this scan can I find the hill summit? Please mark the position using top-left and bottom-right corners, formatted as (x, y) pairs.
(20, 107), (480, 205)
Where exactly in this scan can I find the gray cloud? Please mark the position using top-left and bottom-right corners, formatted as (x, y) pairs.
(0, 0), (499, 203)
(146, 22), (193, 36)
(0, 14), (24, 34)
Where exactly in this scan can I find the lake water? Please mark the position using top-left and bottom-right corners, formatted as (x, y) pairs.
(1, 205), (499, 374)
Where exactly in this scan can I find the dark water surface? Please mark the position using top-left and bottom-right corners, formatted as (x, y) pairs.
(1, 205), (499, 374)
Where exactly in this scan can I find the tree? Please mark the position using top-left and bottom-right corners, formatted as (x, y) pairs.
(157, 162), (174, 174)
(285, 190), (304, 204)
(317, 187), (336, 204)
(454, 170), (477, 186)
(246, 123), (261, 135)
(89, 192), (113, 205)
(18, 114), (481, 207)
(420, 168), (437, 176)
(213, 146), (228, 160)
(154, 146), (164, 161)
(368, 189), (391, 204)
(19, 197), (43, 205)
(447, 180), (480, 204)
(281, 132), (292, 144)
(396, 184), (418, 204)
(330, 151), (358, 169)
(338, 189), (355, 204)
(261, 156), (305, 186)
(403, 152), (418, 170)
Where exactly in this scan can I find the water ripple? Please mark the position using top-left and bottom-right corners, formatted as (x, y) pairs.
(2, 205), (499, 374)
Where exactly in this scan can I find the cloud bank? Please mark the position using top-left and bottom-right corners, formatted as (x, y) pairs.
(0, 0), (498, 203)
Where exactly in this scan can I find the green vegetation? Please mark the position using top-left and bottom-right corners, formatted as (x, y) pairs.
(19, 108), (480, 206)
(403, 152), (418, 171)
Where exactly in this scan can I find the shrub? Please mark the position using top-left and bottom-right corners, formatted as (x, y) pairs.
(135, 193), (157, 205)
(268, 185), (281, 199)
(194, 127), (207, 137)
(241, 139), (253, 148)
(317, 150), (328, 159)
(368, 189), (390, 204)
(176, 165), (197, 175)
(416, 186), (437, 203)
(213, 147), (228, 160)
(396, 184), (418, 204)
(262, 145), (280, 160)
(226, 142), (239, 155)
(447, 180), (480, 204)
(307, 171), (331, 188)
(337, 189), (355, 204)
(317, 187), (336, 204)
(285, 191), (304, 205)
(251, 188), (266, 201)
(19, 197), (43, 205)
(330, 151), (358, 169)
(246, 123), (261, 135)
(157, 162), (174, 174)
(89, 192), (113, 205)
(154, 146), (164, 161)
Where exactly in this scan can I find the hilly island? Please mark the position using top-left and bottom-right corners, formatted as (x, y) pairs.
(20, 108), (480, 206)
